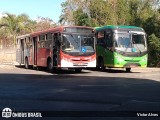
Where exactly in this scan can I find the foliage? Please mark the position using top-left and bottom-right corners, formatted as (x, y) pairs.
(73, 8), (90, 26)
(148, 34), (160, 67)
(0, 13), (34, 47)
(34, 16), (56, 31)
(0, 13), (56, 48)
(59, 0), (132, 26)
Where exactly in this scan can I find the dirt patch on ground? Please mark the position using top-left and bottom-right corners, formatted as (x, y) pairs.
(0, 64), (15, 69)
(131, 67), (160, 73)
(0, 49), (16, 65)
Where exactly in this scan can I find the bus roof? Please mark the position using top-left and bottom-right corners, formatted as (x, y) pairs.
(17, 34), (30, 39)
(95, 25), (144, 31)
(30, 26), (93, 37)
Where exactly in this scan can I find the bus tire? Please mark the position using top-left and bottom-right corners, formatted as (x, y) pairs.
(126, 68), (131, 72)
(47, 59), (53, 73)
(25, 57), (29, 69)
(75, 68), (82, 73)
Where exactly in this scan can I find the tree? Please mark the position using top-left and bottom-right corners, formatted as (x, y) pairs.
(116, 0), (131, 25)
(0, 28), (8, 49)
(73, 8), (90, 26)
(0, 13), (34, 47)
(59, 0), (77, 25)
(34, 16), (56, 32)
(148, 34), (160, 67)
(59, 0), (132, 26)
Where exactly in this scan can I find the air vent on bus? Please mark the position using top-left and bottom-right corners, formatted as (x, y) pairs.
(125, 60), (140, 62)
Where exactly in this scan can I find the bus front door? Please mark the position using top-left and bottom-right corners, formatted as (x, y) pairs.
(53, 33), (60, 67)
(21, 39), (24, 64)
(33, 37), (37, 65)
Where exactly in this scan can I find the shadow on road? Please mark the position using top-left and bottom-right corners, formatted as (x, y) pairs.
(15, 65), (141, 74)
(86, 68), (141, 73)
(15, 65), (92, 74)
(0, 71), (160, 112)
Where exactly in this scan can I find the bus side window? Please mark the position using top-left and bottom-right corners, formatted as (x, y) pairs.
(52, 34), (55, 47)
(97, 31), (105, 45)
(46, 33), (52, 48)
(39, 35), (45, 48)
(106, 32), (113, 47)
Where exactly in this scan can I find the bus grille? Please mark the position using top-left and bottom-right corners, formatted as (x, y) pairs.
(125, 60), (140, 62)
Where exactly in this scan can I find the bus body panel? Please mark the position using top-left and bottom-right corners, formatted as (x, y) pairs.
(60, 51), (96, 68)
(37, 48), (51, 67)
(113, 52), (147, 68)
(24, 49), (30, 63)
(96, 45), (147, 68)
(96, 45), (114, 66)
(16, 48), (21, 65)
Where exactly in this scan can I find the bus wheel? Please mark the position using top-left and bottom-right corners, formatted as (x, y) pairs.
(25, 58), (29, 69)
(75, 68), (82, 73)
(47, 59), (53, 73)
(126, 68), (131, 72)
(99, 59), (105, 72)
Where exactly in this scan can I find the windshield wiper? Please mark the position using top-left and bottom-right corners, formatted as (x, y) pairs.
(133, 41), (142, 54)
(70, 34), (79, 48)
(132, 33), (142, 55)
(124, 40), (132, 54)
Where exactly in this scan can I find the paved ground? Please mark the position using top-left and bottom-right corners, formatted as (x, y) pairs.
(0, 65), (160, 120)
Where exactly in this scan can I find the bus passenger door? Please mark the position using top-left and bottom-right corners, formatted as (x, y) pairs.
(21, 39), (24, 64)
(33, 37), (37, 65)
(16, 39), (22, 64)
(53, 33), (60, 67)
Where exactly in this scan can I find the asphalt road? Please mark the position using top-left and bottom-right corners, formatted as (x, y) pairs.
(0, 66), (160, 120)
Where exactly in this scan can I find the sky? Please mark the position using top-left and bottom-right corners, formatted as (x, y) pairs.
(0, 0), (66, 23)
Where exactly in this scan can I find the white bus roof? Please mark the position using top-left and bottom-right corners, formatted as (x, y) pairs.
(17, 34), (30, 39)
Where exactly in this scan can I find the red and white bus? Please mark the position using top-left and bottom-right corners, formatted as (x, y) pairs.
(16, 26), (96, 72)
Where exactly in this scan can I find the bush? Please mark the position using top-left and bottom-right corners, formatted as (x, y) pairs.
(148, 34), (160, 67)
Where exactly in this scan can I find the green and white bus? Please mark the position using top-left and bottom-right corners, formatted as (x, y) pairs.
(95, 25), (148, 72)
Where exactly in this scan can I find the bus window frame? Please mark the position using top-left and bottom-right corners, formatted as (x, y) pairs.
(105, 30), (113, 48)
(39, 34), (46, 48)
(61, 32), (95, 52)
(45, 33), (52, 48)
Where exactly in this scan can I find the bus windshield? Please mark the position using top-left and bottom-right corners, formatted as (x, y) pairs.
(62, 34), (95, 52)
(115, 32), (146, 52)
